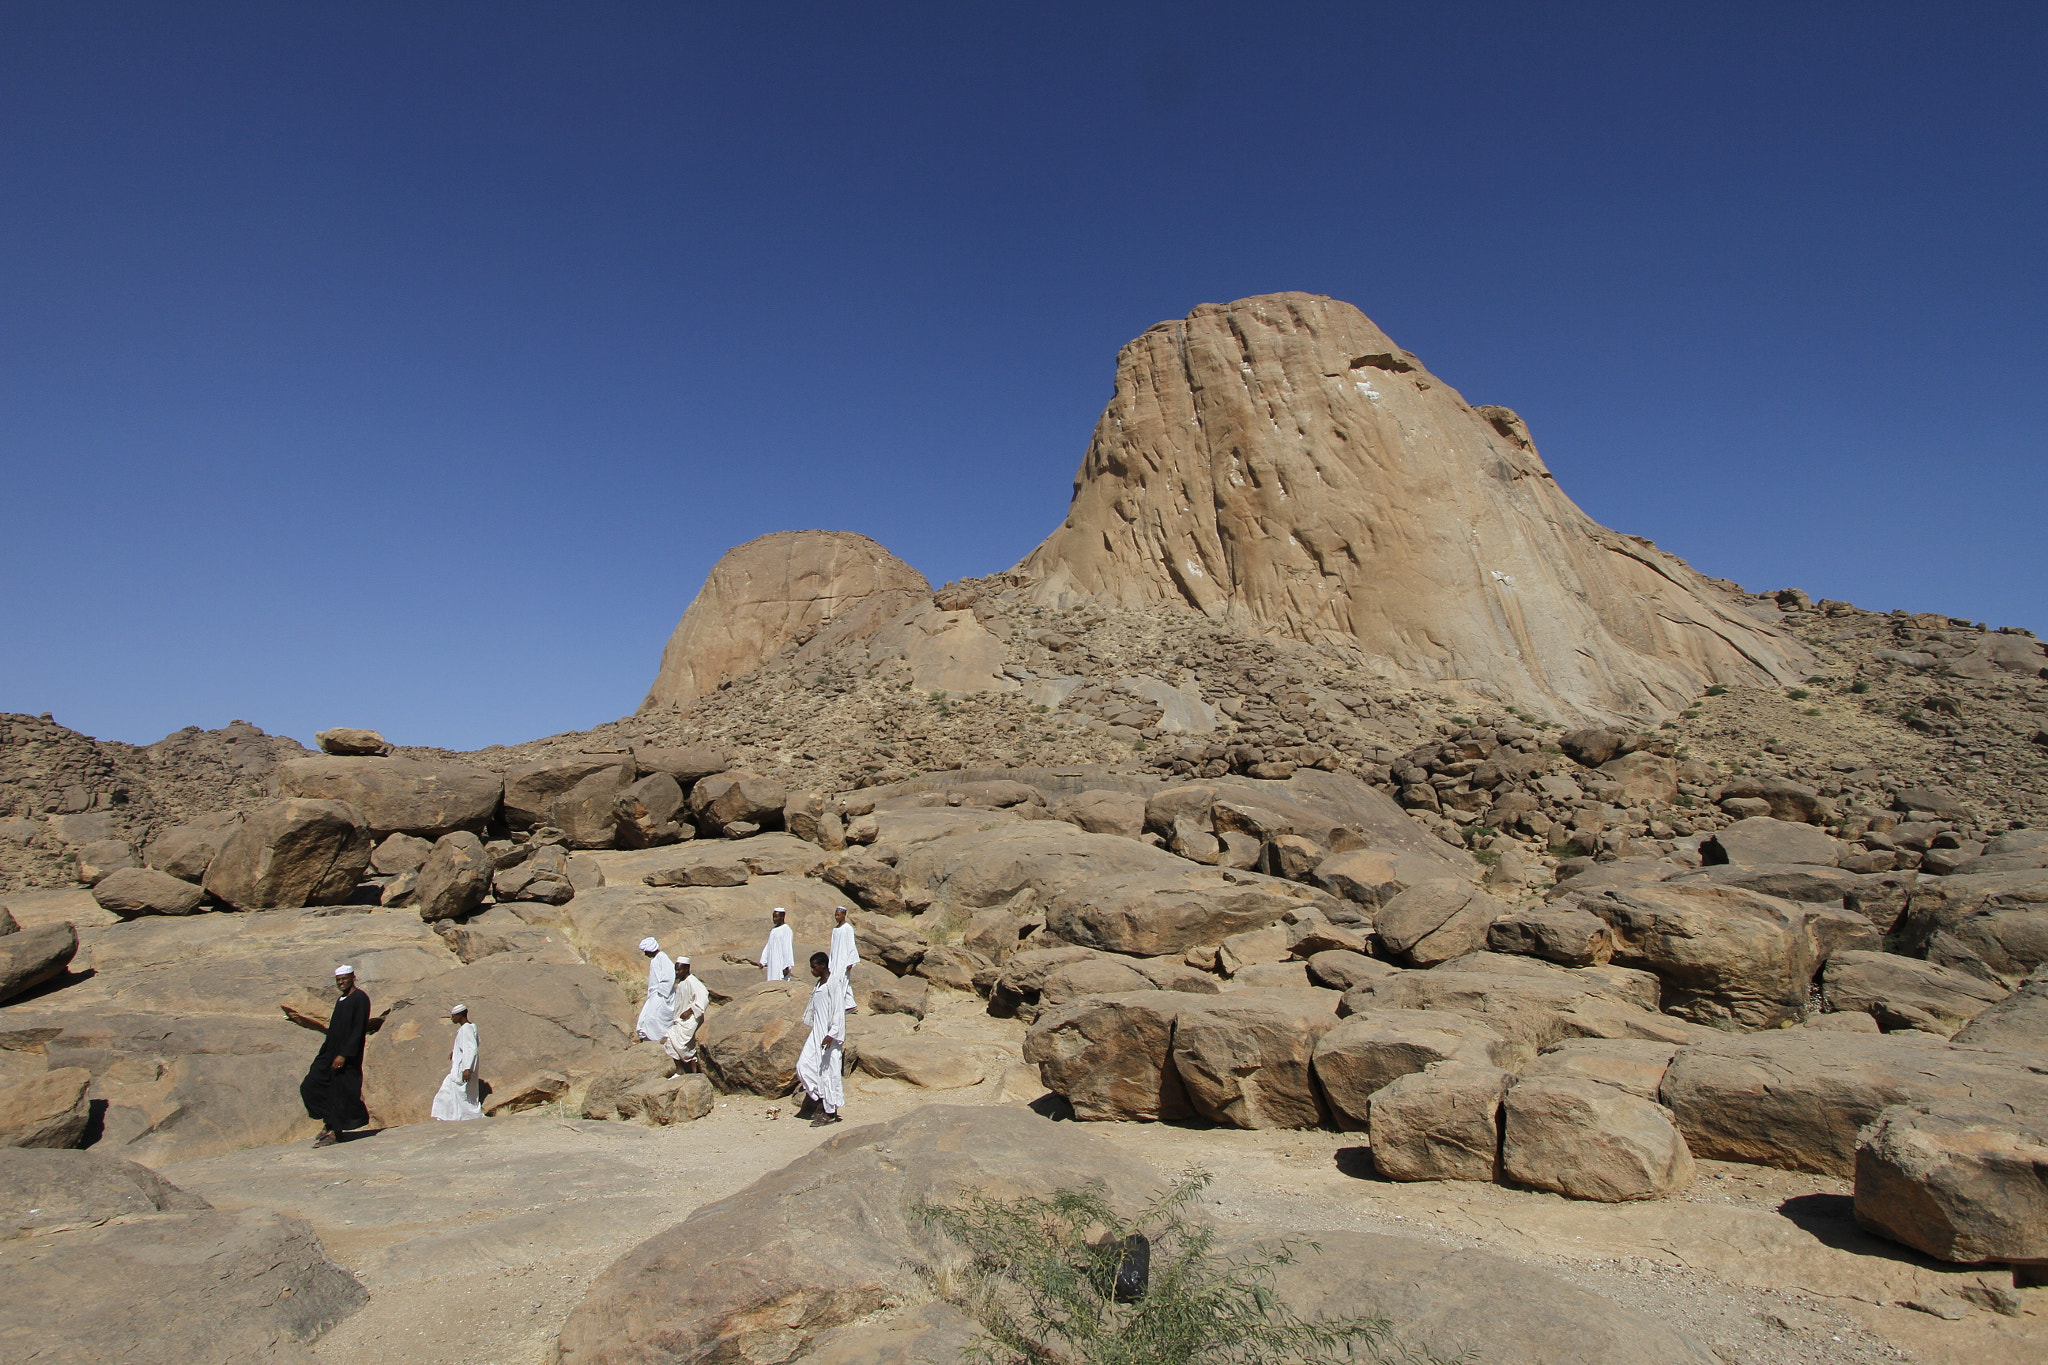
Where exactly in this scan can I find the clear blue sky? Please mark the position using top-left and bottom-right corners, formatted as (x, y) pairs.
(4, 3), (2042, 751)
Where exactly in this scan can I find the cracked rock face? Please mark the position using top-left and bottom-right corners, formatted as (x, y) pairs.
(1013, 291), (1812, 723)
(640, 530), (931, 712)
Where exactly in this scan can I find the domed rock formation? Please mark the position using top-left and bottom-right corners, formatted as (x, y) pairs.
(640, 531), (931, 711)
(1014, 293), (1812, 722)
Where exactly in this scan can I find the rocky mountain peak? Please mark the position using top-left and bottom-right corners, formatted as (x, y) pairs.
(1012, 292), (1813, 723)
(640, 530), (931, 712)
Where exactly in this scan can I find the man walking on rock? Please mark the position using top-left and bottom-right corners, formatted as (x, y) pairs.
(828, 905), (860, 982)
(431, 1003), (483, 1121)
(661, 957), (710, 1072)
(635, 938), (677, 1041)
(302, 965), (370, 1147)
(760, 907), (794, 983)
(795, 950), (850, 1126)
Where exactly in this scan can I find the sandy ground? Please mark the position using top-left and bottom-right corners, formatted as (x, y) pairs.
(157, 990), (2046, 1365)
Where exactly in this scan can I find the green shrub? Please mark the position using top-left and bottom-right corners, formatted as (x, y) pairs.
(1682, 709), (1701, 719)
(915, 1168), (1463, 1365)
(1849, 681), (1871, 694)
(1472, 850), (1501, 868)
(1787, 688), (1811, 701)
(1803, 708), (1823, 717)
(1704, 685), (1728, 697)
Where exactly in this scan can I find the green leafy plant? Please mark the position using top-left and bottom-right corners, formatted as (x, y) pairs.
(914, 1169), (1463, 1365)
(1803, 708), (1823, 717)
(1849, 681), (1871, 694)
(1682, 709), (1701, 719)
(1787, 688), (1811, 701)
(1704, 685), (1729, 697)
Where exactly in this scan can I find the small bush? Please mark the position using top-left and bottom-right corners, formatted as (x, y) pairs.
(1804, 708), (1823, 717)
(1787, 688), (1811, 701)
(1471, 850), (1501, 868)
(1705, 685), (1729, 697)
(915, 1168), (1462, 1365)
(1806, 676), (1828, 685)
(1682, 709), (1701, 719)
(1849, 681), (1871, 694)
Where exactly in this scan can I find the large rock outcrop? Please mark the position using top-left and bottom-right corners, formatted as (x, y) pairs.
(1012, 293), (1812, 722)
(640, 530), (931, 711)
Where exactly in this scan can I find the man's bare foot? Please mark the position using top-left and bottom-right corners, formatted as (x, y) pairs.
(313, 1131), (338, 1148)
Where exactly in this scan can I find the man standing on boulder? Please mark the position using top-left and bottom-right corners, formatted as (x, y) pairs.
(302, 965), (370, 1148)
(828, 905), (860, 982)
(635, 938), (677, 1041)
(760, 907), (794, 983)
(431, 1003), (483, 1121)
(795, 950), (850, 1125)
(661, 957), (710, 1072)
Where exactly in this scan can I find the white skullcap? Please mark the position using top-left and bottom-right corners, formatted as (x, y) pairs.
(334, 965), (354, 976)
(675, 956), (690, 966)
(639, 937), (660, 953)
(773, 906), (786, 914)
(449, 1003), (468, 1015)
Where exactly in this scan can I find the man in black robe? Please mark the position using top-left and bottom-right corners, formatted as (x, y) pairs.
(301, 965), (371, 1147)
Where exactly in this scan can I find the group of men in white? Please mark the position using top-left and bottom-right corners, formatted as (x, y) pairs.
(632, 904), (859, 1125)
(414, 904), (860, 1128)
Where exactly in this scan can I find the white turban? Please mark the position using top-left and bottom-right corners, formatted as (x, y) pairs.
(639, 937), (660, 953)
(449, 1003), (467, 1016)
(334, 965), (354, 976)
(675, 956), (690, 966)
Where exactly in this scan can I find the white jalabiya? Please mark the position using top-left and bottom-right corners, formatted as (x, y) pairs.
(796, 973), (853, 1114)
(761, 922), (795, 982)
(828, 920), (860, 980)
(661, 972), (711, 1063)
(635, 951), (677, 1040)
(430, 1021), (483, 1121)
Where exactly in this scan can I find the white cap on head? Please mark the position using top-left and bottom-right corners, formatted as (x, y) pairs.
(335, 965), (354, 977)
(449, 1003), (467, 1016)
(675, 956), (690, 966)
(639, 937), (660, 953)
(773, 907), (786, 915)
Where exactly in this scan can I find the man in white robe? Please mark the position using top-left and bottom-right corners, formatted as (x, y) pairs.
(635, 937), (678, 1041)
(431, 1004), (483, 1121)
(795, 950), (851, 1125)
(760, 908), (795, 983)
(828, 906), (860, 981)
(661, 957), (711, 1070)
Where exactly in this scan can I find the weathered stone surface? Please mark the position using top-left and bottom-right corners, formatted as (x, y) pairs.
(1051, 788), (1146, 839)
(1821, 950), (2008, 1035)
(414, 831), (493, 922)
(580, 1041), (674, 1120)
(1854, 1100), (2048, 1263)
(1659, 1029), (2048, 1176)
(0, 1203), (366, 1364)
(631, 744), (731, 784)
(826, 859), (905, 915)
(556, 1106), (1159, 1365)
(1247, 1229), (1717, 1365)
(1667, 861), (1863, 903)
(1313, 1009), (1509, 1129)
(1892, 868), (2048, 987)
(363, 959), (634, 1126)
(698, 981), (810, 1096)
(848, 960), (928, 1020)
(844, 908), (922, 973)
(783, 791), (846, 850)
(0, 922), (78, 1002)
(1022, 991), (1196, 1121)
(202, 798), (373, 910)
(1523, 1037), (1680, 1101)
(910, 943), (987, 991)
(0, 1148), (208, 1238)
(1579, 882), (1878, 1029)
(316, 727), (392, 756)
(1951, 965), (2048, 1050)
(503, 757), (634, 848)
(1036, 954), (1154, 1005)
(855, 1037), (995, 1089)
(689, 771), (790, 833)
(90, 866), (208, 917)
(1502, 1075), (1694, 1201)
(640, 530), (932, 711)
(1217, 923), (1291, 975)
(1375, 880), (1505, 966)
(1717, 775), (1830, 825)
(73, 838), (137, 884)
(1597, 751), (1677, 805)
(643, 848), (752, 887)
(435, 904), (577, 964)
(1010, 292), (1810, 723)
(1304, 948), (1400, 991)
(567, 880), (844, 977)
(145, 810), (243, 883)
(276, 755), (501, 839)
(0, 1067), (92, 1147)
(1341, 953), (1689, 1064)
(1488, 906), (1614, 966)
(1367, 1062), (1510, 1182)
(616, 1072), (716, 1125)
(616, 772), (690, 848)
(1170, 993), (1335, 1129)
(1703, 817), (1840, 867)
(370, 830), (434, 875)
